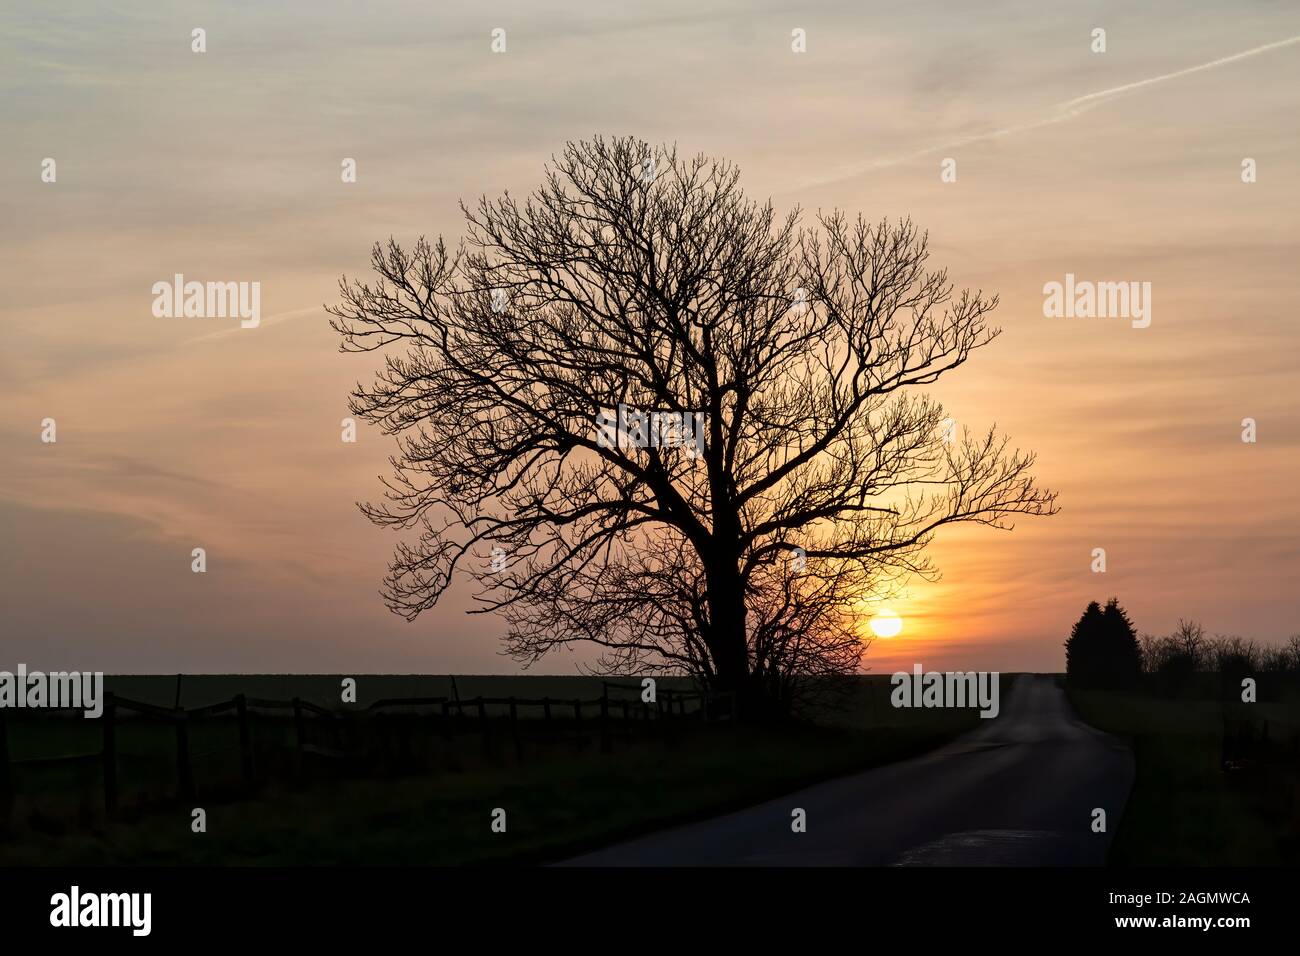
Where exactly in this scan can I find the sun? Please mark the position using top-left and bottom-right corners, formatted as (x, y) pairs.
(868, 609), (903, 638)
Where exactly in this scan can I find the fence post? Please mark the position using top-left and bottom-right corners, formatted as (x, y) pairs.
(543, 697), (552, 722)
(292, 697), (305, 779)
(102, 692), (117, 817)
(476, 698), (489, 757)
(509, 697), (522, 763)
(572, 699), (583, 751)
(660, 691), (676, 744)
(599, 693), (612, 754)
(175, 710), (195, 801)
(0, 710), (12, 829)
(397, 710), (412, 764)
(440, 700), (451, 742)
(235, 694), (254, 788)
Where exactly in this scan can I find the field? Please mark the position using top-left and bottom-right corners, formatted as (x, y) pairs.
(0, 674), (1000, 865)
(1069, 681), (1300, 865)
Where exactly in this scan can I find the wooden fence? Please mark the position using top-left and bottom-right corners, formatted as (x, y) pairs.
(0, 684), (735, 826)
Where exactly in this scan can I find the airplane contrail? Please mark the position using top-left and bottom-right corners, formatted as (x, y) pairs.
(1057, 32), (1300, 112)
(802, 33), (1300, 185)
(184, 305), (323, 344)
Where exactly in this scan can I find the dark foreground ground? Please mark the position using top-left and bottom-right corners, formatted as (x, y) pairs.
(0, 674), (987, 865)
(1070, 683), (1300, 865)
(4, 671), (1297, 865)
(564, 674), (1133, 865)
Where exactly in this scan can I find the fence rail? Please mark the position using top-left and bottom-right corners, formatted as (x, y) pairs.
(0, 684), (736, 827)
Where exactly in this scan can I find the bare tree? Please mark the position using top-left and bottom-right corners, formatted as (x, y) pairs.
(1173, 618), (1208, 669)
(1138, 633), (1163, 674)
(329, 136), (1058, 715)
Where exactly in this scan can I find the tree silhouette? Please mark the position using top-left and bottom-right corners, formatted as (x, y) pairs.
(1100, 598), (1142, 686)
(1066, 597), (1142, 688)
(1065, 601), (1104, 685)
(1140, 619), (1206, 694)
(329, 136), (1058, 715)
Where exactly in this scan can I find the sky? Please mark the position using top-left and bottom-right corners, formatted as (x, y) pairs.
(2, 0), (1299, 675)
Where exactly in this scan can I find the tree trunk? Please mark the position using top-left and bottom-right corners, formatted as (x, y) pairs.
(704, 556), (754, 716)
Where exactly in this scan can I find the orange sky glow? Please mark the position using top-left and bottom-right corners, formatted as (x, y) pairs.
(3, 1), (1299, 675)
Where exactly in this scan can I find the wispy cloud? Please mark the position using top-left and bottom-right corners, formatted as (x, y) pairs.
(1056, 33), (1300, 113)
(804, 33), (1300, 186)
(184, 305), (324, 345)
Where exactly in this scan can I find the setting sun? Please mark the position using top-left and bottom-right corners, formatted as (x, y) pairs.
(869, 609), (903, 638)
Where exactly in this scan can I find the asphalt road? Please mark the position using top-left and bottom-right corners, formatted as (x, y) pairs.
(561, 674), (1134, 866)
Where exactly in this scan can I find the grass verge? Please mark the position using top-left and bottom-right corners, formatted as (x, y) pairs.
(1068, 687), (1299, 865)
(2, 721), (968, 865)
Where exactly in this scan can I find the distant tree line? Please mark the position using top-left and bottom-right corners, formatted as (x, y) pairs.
(1141, 622), (1300, 696)
(1065, 598), (1300, 695)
